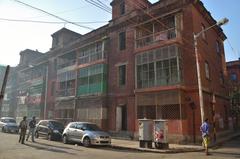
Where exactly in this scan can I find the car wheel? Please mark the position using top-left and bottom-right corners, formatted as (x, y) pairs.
(35, 131), (39, 138)
(83, 137), (91, 147)
(47, 133), (52, 141)
(63, 135), (68, 144)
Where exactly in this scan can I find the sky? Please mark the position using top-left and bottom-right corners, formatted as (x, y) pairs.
(0, 0), (239, 67)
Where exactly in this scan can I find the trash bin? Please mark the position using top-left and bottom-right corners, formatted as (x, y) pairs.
(153, 120), (169, 149)
(138, 119), (153, 148)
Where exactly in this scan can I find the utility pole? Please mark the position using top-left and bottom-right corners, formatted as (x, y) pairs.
(0, 65), (10, 117)
(193, 18), (229, 123)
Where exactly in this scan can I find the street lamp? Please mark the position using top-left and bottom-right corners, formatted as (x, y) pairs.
(193, 18), (229, 123)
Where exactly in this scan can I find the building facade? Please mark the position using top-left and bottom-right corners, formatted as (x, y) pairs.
(1, 67), (17, 117)
(15, 49), (46, 122)
(227, 60), (240, 129)
(4, 0), (232, 143)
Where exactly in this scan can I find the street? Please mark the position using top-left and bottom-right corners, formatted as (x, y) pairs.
(0, 132), (239, 159)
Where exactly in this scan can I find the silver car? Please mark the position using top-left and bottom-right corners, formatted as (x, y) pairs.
(62, 122), (111, 147)
(0, 117), (19, 133)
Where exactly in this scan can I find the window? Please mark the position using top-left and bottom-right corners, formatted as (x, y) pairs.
(119, 2), (125, 15)
(118, 65), (126, 86)
(205, 61), (210, 79)
(69, 123), (76, 128)
(136, 45), (181, 88)
(78, 64), (107, 96)
(220, 72), (224, 85)
(216, 40), (221, 54)
(78, 42), (103, 65)
(40, 121), (47, 126)
(76, 124), (83, 130)
(230, 73), (237, 81)
(201, 24), (206, 40)
(119, 32), (126, 50)
(51, 82), (55, 96)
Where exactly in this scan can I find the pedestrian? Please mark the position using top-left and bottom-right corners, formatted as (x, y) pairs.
(26, 116), (36, 142)
(200, 118), (210, 155)
(19, 116), (27, 144)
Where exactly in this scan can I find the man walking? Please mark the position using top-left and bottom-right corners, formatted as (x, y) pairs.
(19, 116), (27, 144)
(26, 116), (36, 142)
(200, 118), (210, 155)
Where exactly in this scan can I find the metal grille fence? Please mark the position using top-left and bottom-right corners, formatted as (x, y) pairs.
(137, 90), (185, 120)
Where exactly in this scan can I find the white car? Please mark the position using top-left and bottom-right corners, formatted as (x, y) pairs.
(62, 122), (111, 147)
(0, 117), (19, 133)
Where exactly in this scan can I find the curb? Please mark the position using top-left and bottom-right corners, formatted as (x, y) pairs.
(110, 132), (240, 154)
(110, 145), (204, 154)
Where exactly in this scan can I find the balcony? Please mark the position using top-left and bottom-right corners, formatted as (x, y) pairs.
(135, 28), (176, 48)
(58, 59), (76, 70)
(56, 88), (75, 97)
(78, 51), (103, 65)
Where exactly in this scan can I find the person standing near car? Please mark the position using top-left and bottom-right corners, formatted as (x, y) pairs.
(19, 116), (27, 144)
(26, 116), (36, 142)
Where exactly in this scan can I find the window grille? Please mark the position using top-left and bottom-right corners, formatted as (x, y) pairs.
(136, 45), (181, 88)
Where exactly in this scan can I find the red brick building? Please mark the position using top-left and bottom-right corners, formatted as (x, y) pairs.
(106, 0), (231, 143)
(227, 60), (240, 129)
(13, 0), (232, 143)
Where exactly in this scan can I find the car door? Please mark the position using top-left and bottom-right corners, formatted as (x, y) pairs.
(75, 123), (85, 142)
(67, 123), (77, 141)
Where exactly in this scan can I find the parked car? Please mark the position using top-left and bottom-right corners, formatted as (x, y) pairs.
(62, 122), (111, 147)
(0, 117), (19, 133)
(35, 120), (64, 141)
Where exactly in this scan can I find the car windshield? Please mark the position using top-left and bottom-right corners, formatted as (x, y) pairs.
(84, 124), (102, 131)
(50, 121), (64, 129)
(3, 119), (16, 123)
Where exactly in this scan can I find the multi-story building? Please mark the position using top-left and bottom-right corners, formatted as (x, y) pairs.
(227, 60), (240, 129)
(0, 65), (6, 88)
(1, 67), (17, 117)
(7, 0), (232, 143)
(16, 49), (46, 122)
(106, 0), (230, 142)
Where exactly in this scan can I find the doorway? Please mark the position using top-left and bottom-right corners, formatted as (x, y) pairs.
(116, 105), (127, 131)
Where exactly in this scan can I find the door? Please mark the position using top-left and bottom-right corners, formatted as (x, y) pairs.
(67, 123), (77, 141)
(116, 105), (127, 131)
(75, 123), (84, 142)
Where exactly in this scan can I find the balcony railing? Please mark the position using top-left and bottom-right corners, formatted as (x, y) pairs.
(78, 51), (103, 65)
(58, 60), (76, 70)
(135, 28), (176, 48)
(56, 88), (75, 97)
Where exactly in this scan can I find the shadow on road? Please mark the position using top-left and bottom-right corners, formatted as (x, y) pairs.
(33, 140), (74, 150)
(212, 151), (240, 158)
(24, 142), (76, 155)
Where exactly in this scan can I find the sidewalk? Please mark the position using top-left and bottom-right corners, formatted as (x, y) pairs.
(110, 131), (240, 153)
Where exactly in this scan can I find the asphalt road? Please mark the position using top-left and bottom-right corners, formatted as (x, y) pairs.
(0, 132), (239, 159)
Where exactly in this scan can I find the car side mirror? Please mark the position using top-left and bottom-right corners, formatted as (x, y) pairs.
(81, 128), (86, 131)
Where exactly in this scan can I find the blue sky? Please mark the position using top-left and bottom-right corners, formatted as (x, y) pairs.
(201, 0), (240, 62)
(0, 0), (239, 66)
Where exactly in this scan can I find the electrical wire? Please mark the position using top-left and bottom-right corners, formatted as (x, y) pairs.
(226, 38), (240, 58)
(95, 0), (112, 11)
(0, 18), (108, 24)
(84, 0), (111, 14)
(12, 0), (95, 30)
(23, 5), (90, 20)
